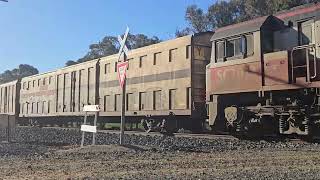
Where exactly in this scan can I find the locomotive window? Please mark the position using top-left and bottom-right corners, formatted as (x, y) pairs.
(33, 80), (36, 88)
(246, 34), (254, 56)
(298, 19), (314, 45)
(216, 41), (225, 62)
(38, 79), (41, 86)
(226, 37), (243, 58)
(226, 40), (235, 57)
(216, 34), (252, 62)
(23, 82), (26, 89)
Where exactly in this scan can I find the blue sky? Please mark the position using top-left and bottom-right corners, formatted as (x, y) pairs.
(0, 0), (214, 73)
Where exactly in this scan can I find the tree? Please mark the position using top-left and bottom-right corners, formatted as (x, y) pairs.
(126, 34), (161, 49)
(180, 0), (317, 34)
(175, 27), (193, 37)
(185, 5), (210, 33)
(65, 60), (78, 66)
(0, 64), (39, 84)
(66, 33), (161, 66)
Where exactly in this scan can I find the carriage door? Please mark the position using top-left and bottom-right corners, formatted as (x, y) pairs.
(292, 19), (317, 83)
(70, 71), (77, 112)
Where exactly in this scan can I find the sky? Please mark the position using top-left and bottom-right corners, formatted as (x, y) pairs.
(0, 0), (214, 73)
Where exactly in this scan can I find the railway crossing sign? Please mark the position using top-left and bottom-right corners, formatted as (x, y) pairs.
(117, 62), (129, 89)
(117, 27), (130, 145)
(117, 26), (129, 62)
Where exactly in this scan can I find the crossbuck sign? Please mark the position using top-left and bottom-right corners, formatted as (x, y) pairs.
(117, 27), (130, 145)
(117, 27), (129, 89)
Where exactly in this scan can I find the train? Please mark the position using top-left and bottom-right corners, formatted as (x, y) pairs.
(1, 3), (320, 137)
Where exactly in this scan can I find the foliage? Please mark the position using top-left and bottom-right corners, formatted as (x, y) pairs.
(66, 34), (161, 66)
(175, 27), (193, 37)
(180, 0), (318, 34)
(0, 64), (39, 84)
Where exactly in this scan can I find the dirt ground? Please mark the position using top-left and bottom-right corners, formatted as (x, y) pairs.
(1, 143), (320, 180)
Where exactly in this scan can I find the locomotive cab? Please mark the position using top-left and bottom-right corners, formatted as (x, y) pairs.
(206, 3), (320, 137)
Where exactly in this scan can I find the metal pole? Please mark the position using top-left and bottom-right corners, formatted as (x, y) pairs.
(81, 112), (88, 147)
(92, 112), (98, 145)
(120, 53), (127, 145)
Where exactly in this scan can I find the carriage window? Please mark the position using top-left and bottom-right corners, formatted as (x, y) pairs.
(153, 90), (161, 110)
(104, 95), (110, 112)
(114, 62), (118, 72)
(186, 45), (191, 59)
(115, 94), (121, 111)
(169, 89), (177, 110)
(186, 87), (191, 109)
(43, 78), (47, 85)
(49, 76), (52, 84)
(127, 93), (136, 111)
(105, 63), (110, 74)
(139, 92), (146, 110)
(169, 48), (178, 62)
(154, 53), (161, 65)
(127, 58), (133, 70)
(140, 55), (147, 68)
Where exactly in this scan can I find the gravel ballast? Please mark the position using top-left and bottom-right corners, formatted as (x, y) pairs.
(0, 127), (320, 179)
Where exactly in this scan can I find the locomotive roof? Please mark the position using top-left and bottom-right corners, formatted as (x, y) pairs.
(276, 2), (320, 22)
(211, 2), (320, 41)
(211, 15), (283, 41)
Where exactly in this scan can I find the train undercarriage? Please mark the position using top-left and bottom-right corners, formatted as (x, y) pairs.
(213, 88), (320, 138)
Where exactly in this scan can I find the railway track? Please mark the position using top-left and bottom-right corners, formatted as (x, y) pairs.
(37, 127), (318, 143)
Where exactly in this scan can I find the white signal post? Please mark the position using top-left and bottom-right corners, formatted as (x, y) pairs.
(80, 105), (100, 147)
(117, 27), (130, 145)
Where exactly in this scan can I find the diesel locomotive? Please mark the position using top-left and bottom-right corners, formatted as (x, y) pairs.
(206, 3), (320, 137)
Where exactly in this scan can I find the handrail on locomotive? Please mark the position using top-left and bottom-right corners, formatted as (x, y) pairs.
(291, 43), (317, 83)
